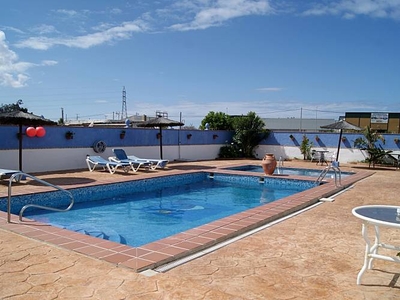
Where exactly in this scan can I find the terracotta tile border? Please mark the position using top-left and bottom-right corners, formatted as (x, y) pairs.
(0, 167), (372, 272)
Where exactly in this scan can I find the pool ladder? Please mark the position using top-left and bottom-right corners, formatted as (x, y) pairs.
(6, 172), (74, 223)
(276, 156), (284, 174)
(315, 162), (342, 187)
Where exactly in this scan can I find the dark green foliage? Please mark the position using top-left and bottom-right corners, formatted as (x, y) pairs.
(200, 111), (233, 130)
(0, 100), (28, 113)
(217, 111), (269, 158)
(353, 126), (390, 168)
(219, 144), (242, 158)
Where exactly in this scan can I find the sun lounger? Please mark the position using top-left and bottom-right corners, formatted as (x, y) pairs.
(112, 148), (168, 169)
(0, 168), (25, 182)
(86, 155), (132, 174)
(111, 149), (156, 171)
(127, 154), (169, 169)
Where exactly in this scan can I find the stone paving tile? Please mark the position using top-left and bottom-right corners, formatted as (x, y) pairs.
(0, 160), (399, 299)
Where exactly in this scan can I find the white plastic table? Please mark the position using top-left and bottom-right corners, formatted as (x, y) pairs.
(315, 150), (329, 166)
(352, 205), (400, 284)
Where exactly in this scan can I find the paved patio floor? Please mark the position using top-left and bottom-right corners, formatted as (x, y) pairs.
(0, 160), (399, 299)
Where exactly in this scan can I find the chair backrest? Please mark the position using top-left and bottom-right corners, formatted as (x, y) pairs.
(112, 149), (129, 160)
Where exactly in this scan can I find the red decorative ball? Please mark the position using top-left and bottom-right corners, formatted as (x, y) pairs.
(35, 126), (46, 137)
(26, 127), (36, 137)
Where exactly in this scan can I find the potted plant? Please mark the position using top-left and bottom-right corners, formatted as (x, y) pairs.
(65, 131), (74, 140)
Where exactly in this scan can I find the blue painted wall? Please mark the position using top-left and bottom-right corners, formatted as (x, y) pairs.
(1, 126), (399, 151)
(0, 125), (234, 150)
(264, 131), (400, 150)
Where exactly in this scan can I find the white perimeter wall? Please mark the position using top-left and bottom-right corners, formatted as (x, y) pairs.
(254, 145), (368, 163)
(0, 144), (223, 173)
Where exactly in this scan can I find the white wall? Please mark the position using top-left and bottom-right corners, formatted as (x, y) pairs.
(0, 144), (223, 173)
(255, 145), (367, 163)
(1, 144), (369, 173)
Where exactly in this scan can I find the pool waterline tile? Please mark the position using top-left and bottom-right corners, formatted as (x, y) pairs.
(0, 165), (372, 272)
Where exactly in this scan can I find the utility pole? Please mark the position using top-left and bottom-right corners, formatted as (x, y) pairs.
(121, 86), (127, 120)
(300, 108), (303, 132)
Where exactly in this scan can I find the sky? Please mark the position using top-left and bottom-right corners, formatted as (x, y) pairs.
(1, 0), (400, 127)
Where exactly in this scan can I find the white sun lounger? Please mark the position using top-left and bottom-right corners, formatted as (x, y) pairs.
(127, 154), (169, 169)
(0, 168), (25, 182)
(86, 155), (132, 174)
(110, 149), (156, 171)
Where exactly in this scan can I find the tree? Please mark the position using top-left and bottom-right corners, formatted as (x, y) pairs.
(232, 112), (269, 157)
(0, 100), (28, 113)
(199, 111), (233, 130)
(353, 126), (389, 168)
(299, 135), (313, 160)
(219, 112), (269, 158)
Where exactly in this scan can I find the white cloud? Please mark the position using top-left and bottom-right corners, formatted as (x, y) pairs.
(256, 87), (283, 92)
(0, 31), (57, 88)
(13, 1), (272, 50)
(303, 0), (400, 20)
(41, 60), (58, 66)
(0, 26), (24, 34)
(15, 20), (149, 50)
(55, 9), (79, 17)
(169, 0), (274, 31)
(110, 8), (123, 15)
(31, 24), (59, 35)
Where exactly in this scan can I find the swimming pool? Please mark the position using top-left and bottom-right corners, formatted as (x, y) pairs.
(224, 165), (353, 178)
(11, 172), (316, 247)
(0, 165), (369, 272)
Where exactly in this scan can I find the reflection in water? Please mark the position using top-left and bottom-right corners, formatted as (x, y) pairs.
(260, 188), (276, 204)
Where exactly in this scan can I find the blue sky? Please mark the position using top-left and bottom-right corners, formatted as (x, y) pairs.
(1, 0), (400, 127)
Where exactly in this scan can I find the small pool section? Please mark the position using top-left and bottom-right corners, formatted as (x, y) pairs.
(225, 165), (353, 178)
(4, 172), (317, 247)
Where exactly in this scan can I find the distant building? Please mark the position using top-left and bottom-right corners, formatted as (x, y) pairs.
(65, 114), (147, 128)
(345, 112), (400, 133)
(262, 118), (337, 132)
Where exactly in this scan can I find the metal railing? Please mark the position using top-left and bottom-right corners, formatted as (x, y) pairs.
(316, 162), (342, 187)
(7, 172), (74, 223)
(276, 156), (284, 174)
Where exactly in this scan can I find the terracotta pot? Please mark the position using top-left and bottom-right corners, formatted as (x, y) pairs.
(261, 153), (277, 175)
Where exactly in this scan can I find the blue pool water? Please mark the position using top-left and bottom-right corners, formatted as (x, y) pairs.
(6, 172), (317, 247)
(225, 165), (353, 178)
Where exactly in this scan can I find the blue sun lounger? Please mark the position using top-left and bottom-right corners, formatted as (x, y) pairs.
(86, 155), (132, 174)
(112, 148), (168, 170)
(110, 149), (155, 171)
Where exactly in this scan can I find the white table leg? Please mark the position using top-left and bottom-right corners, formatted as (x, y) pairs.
(357, 223), (372, 285)
(368, 225), (380, 269)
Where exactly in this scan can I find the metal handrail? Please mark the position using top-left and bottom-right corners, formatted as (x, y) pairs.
(316, 164), (342, 187)
(276, 156), (284, 174)
(7, 172), (74, 223)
